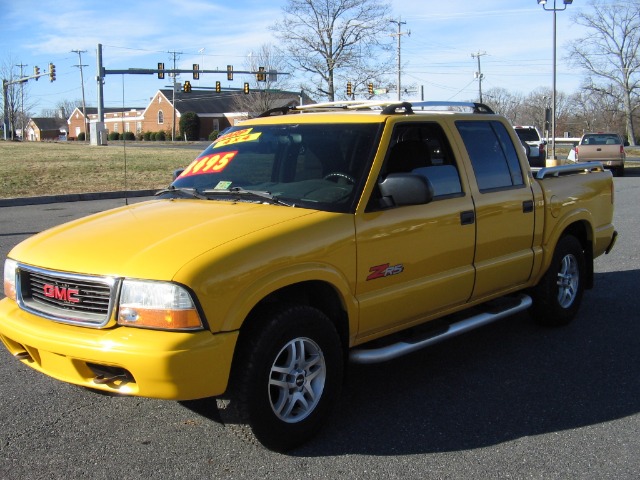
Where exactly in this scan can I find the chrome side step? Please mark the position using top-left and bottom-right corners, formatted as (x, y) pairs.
(349, 294), (532, 364)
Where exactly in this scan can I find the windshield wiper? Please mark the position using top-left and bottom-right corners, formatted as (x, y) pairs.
(201, 187), (295, 207)
(155, 186), (208, 200)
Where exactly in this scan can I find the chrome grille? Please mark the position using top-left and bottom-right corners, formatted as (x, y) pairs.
(18, 265), (118, 327)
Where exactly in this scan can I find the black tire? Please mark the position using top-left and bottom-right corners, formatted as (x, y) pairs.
(218, 305), (343, 452)
(531, 235), (585, 326)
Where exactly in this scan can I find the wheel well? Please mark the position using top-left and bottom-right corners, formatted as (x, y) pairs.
(240, 281), (349, 355)
(561, 221), (594, 289)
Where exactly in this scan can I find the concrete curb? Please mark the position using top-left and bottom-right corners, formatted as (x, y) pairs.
(0, 190), (158, 207)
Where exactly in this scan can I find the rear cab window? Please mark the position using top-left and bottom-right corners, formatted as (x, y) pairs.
(456, 120), (524, 192)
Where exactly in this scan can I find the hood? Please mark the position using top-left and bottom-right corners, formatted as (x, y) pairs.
(9, 199), (317, 280)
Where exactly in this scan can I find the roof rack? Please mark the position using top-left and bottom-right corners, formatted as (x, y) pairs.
(257, 100), (495, 117)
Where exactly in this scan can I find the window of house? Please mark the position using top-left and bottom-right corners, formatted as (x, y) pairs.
(113, 122), (118, 132)
(158, 110), (164, 124)
(125, 122), (130, 132)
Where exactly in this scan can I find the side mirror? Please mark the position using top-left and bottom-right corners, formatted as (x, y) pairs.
(173, 168), (185, 180)
(379, 173), (434, 207)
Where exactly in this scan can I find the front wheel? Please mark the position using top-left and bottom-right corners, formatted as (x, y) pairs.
(531, 235), (585, 326)
(218, 305), (343, 452)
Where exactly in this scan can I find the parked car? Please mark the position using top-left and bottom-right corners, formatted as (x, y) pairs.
(514, 125), (546, 167)
(572, 132), (627, 177)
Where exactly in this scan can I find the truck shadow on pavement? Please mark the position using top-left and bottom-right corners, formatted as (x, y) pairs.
(295, 269), (640, 456)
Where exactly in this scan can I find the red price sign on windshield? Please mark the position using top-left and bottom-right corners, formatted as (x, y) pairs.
(178, 151), (238, 178)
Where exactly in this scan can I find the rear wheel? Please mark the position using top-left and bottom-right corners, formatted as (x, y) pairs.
(218, 305), (343, 452)
(531, 235), (585, 326)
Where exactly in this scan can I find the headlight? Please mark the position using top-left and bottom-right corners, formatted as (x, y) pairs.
(118, 279), (203, 331)
(3, 258), (17, 301)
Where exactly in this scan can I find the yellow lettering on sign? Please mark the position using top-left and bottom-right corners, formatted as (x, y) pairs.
(213, 132), (261, 148)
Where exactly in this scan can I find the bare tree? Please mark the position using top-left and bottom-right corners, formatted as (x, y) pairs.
(2, 56), (37, 140)
(568, 88), (622, 135)
(40, 99), (82, 119)
(271, 0), (394, 101)
(233, 44), (300, 116)
(568, 0), (640, 144)
(483, 87), (523, 124)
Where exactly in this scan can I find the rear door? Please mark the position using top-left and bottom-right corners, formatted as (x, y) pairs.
(456, 120), (536, 300)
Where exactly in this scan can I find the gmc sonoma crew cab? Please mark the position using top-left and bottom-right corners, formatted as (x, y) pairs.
(573, 132), (627, 177)
(1, 101), (617, 452)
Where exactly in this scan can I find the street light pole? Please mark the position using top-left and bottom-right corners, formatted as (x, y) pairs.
(537, 0), (572, 161)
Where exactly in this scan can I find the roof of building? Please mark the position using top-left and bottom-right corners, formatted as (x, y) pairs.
(159, 89), (311, 115)
(29, 117), (67, 131)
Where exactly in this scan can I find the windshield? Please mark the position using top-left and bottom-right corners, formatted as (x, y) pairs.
(514, 128), (540, 142)
(169, 123), (381, 213)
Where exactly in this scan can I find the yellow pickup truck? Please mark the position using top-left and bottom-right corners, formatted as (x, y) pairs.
(1, 101), (617, 451)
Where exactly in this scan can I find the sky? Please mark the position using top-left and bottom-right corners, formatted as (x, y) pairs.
(0, 0), (601, 115)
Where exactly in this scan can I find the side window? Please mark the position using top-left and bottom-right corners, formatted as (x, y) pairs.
(383, 123), (463, 198)
(456, 121), (524, 191)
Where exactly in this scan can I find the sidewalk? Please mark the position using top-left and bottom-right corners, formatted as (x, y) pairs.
(0, 189), (157, 207)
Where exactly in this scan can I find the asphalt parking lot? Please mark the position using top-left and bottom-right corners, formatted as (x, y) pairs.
(0, 171), (638, 479)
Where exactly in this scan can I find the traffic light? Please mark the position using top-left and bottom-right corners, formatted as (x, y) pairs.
(193, 64), (199, 80)
(183, 80), (192, 93)
(227, 65), (233, 81)
(158, 62), (165, 79)
(49, 63), (56, 82)
(243, 82), (250, 94)
(215, 81), (221, 93)
(34, 66), (40, 81)
(368, 83), (374, 95)
(346, 82), (352, 96)
(257, 66), (266, 82)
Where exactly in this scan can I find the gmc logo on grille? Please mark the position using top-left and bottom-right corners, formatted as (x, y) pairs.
(43, 284), (80, 303)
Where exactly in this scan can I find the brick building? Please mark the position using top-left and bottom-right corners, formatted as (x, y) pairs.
(67, 89), (308, 141)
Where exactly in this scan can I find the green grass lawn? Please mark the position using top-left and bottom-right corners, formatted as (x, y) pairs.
(0, 141), (200, 198)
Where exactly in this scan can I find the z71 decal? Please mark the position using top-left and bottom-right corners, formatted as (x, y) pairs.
(366, 263), (404, 281)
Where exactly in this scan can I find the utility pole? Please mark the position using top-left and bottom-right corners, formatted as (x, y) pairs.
(471, 51), (486, 103)
(72, 50), (88, 142)
(169, 50), (182, 142)
(16, 62), (27, 139)
(96, 43), (106, 145)
(390, 19), (410, 101)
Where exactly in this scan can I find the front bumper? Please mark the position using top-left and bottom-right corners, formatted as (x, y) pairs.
(0, 298), (238, 400)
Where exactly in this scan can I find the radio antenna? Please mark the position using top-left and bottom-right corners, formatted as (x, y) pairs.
(121, 74), (129, 206)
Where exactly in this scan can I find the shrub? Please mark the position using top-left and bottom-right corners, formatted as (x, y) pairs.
(108, 131), (120, 141)
(208, 130), (219, 141)
(77, 132), (87, 141)
(179, 112), (200, 141)
(156, 130), (166, 141)
(143, 131), (152, 141)
(122, 131), (136, 141)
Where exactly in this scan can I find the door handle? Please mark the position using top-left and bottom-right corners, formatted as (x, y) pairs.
(523, 200), (534, 213)
(460, 210), (475, 225)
